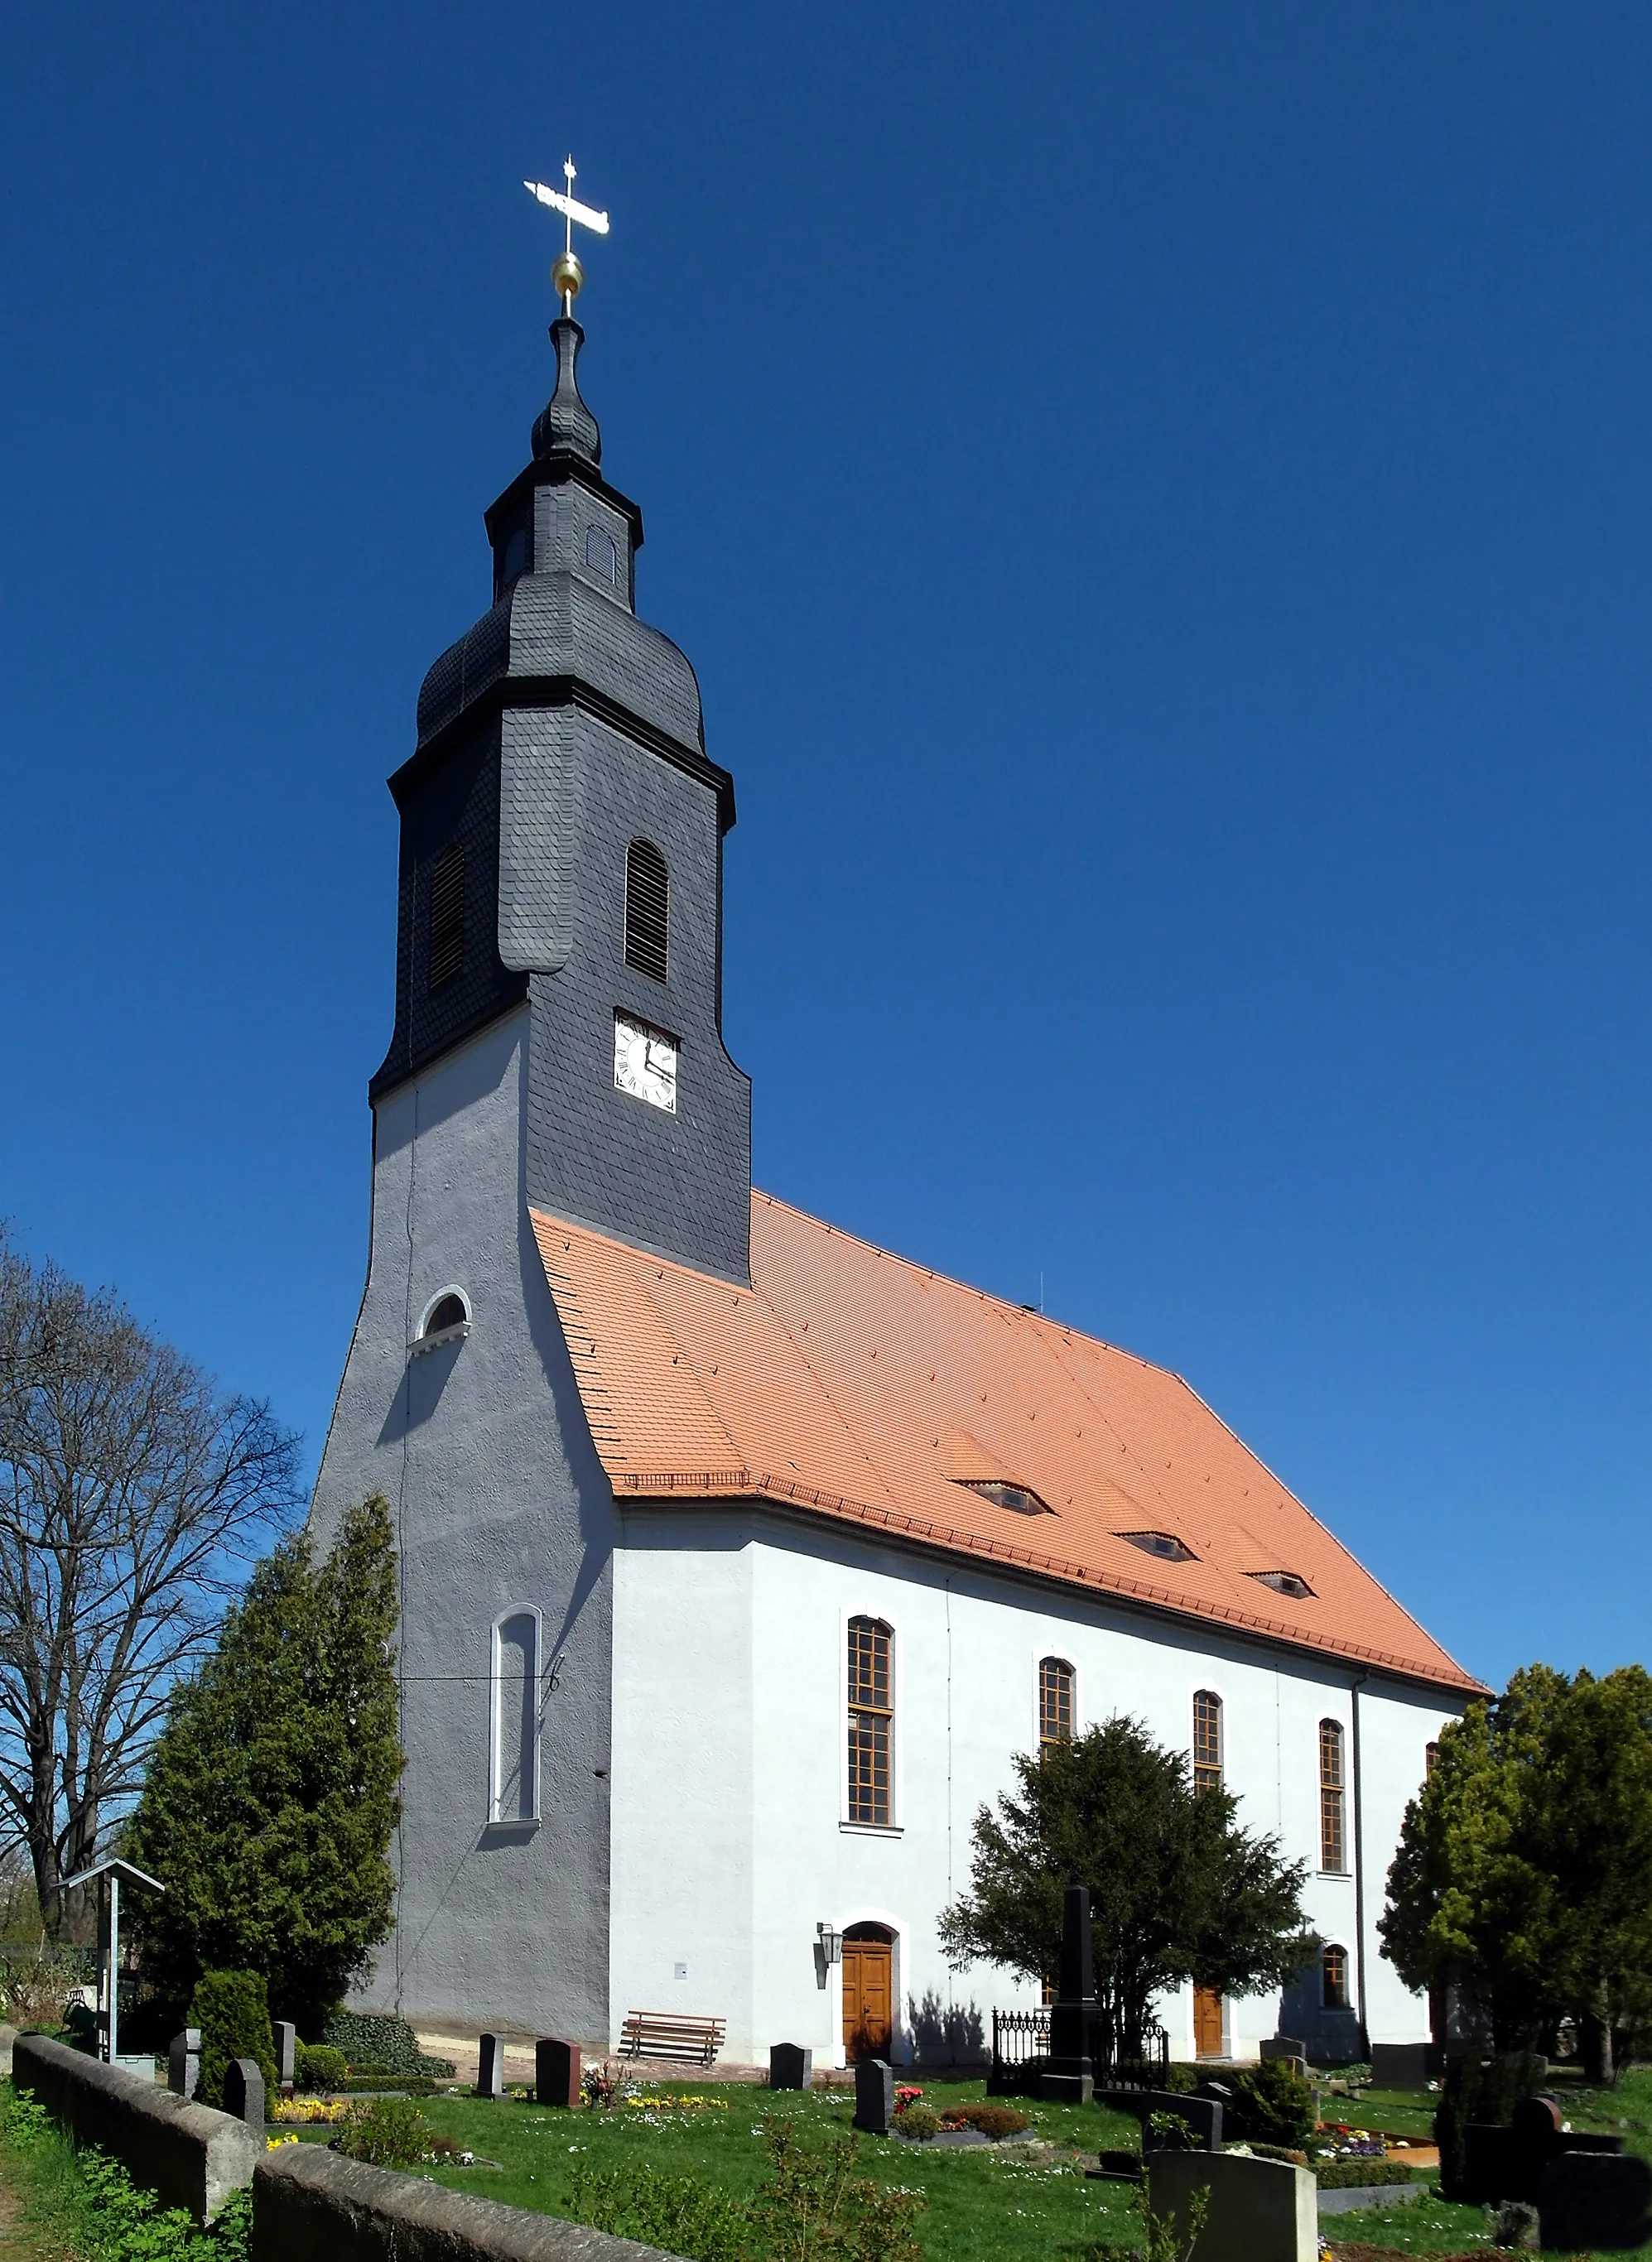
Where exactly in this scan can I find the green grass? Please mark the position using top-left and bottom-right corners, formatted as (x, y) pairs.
(290, 2080), (1150, 2262)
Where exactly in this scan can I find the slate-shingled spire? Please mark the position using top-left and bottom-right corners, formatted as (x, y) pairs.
(532, 315), (601, 464)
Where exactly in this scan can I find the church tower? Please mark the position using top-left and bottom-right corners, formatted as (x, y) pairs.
(309, 281), (749, 2038)
(372, 311), (751, 1283)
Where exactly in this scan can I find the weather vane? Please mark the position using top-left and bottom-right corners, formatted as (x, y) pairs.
(524, 157), (610, 315)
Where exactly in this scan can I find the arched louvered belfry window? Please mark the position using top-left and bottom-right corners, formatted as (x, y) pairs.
(430, 842), (465, 989)
(624, 839), (669, 983)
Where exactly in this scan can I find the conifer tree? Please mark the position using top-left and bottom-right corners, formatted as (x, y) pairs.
(126, 1498), (403, 2037)
(1381, 1663), (1652, 2078)
(938, 1715), (1313, 2057)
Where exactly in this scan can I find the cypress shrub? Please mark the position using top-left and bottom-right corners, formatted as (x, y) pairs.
(190, 1970), (277, 2110)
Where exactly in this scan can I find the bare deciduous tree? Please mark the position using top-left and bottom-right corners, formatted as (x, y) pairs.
(0, 1233), (301, 1935)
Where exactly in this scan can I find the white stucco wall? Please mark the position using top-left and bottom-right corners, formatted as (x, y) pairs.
(611, 1506), (1463, 2066)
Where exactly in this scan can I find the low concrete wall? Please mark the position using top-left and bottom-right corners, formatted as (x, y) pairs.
(254, 2144), (683, 2262)
(12, 2032), (259, 2222)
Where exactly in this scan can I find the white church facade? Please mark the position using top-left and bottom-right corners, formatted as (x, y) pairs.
(309, 298), (1483, 2072)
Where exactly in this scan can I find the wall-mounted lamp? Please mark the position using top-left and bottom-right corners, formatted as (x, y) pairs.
(813, 1923), (844, 1990)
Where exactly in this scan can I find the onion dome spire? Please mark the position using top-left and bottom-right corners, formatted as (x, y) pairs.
(532, 315), (600, 464)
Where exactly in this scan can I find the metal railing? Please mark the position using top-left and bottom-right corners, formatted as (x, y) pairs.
(989, 2005), (1170, 2093)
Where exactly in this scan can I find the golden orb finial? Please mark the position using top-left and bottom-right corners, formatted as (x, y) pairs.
(551, 249), (584, 310)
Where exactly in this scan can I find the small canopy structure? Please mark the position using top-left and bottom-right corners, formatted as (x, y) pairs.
(59, 1858), (165, 2065)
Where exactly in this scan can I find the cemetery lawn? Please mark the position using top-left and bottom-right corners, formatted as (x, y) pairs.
(300, 2081), (1151, 2260)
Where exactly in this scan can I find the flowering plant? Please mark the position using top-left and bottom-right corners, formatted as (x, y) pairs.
(580, 2060), (634, 2110)
(895, 2085), (924, 2107)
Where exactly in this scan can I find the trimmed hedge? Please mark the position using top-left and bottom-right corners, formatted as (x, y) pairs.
(1315, 2157), (1419, 2189)
(317, 2010), (455, 2080)
(293, 2041), (346, 2091)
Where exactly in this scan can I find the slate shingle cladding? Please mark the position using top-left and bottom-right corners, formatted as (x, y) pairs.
(372, 316), (752, 1283)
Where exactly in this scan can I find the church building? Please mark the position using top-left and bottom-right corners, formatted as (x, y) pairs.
(309, 281), (1485, 2072)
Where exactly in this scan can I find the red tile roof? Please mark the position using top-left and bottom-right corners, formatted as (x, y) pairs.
(532, 1193), (1486, 1696)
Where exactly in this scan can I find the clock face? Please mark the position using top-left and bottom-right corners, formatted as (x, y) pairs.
(614, 1012), (678, 1114)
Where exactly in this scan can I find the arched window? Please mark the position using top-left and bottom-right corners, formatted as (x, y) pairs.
(430, 842), (465, 989)
(1038, 1658), (1073, 1757)
(1319, 1718), (1346, 1873)
(413, 1287), (470, 1354)
(1424, 1740), (1440, 1777)
(491, 1610), (539, 1823)
(1192, 1691), (1223, 1795)
(1322, 1942), (1349, 2009)
(846, 1617), (893, 1826)
(585, 522), (618, 584)
(624, 838), (669, 983)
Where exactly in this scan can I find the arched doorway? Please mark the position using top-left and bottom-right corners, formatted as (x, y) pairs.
(842, 1923), (894, 2061)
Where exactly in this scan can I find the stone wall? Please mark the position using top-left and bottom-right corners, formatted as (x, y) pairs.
(253, 2144), (681, 2262)
(12, 2033), (258, 2222)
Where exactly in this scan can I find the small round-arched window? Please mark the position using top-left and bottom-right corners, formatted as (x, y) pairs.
(413, 1289), (471, 1354)
(1322, 1942), (1349, 2009)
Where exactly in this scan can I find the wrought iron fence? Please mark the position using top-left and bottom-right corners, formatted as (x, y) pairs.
(989, 2004), (1170, 2094)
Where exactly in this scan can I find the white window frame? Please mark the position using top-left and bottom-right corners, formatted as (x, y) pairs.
(411, 1283), (472, 1359)
(840, 1605), (903, 1834)
(490, 1606), (542, 1826)
(1033, 1648), (1080, 1755)
(1192, 1684), (1226, 1791)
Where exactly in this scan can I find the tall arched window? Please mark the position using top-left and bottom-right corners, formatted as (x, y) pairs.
(624, 838), (669, 983)
(1322, 1942), (1349, 2009)
(1192, 1691), (1223, 1795)
(1319, 1718), (1346, 1873)
(1425, 1740), (1440, 1776)
(846, 1617), (893, 1826)
(1039, 1658), (1073, 1757)
(491, 1610), (539, 1823)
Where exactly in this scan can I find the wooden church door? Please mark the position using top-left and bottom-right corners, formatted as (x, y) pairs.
(842, 1924), (893, 2060)
(1192, 1985), (1224, 2057)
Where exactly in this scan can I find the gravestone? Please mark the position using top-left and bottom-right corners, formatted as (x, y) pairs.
(769, 2043), (812, 2091)
(477, 2031), (506, 2099)
(1464, 2094), (1622, 2205)
(1149, 2149), (1317, 2262)
(853, 2057), (893, 2134)
(272, 2020), (296, 2096)
(1538, 2150), (1652, 2252)
(1259, 2035), (1306, 2064)
(167, 2028), (201, 2100)
(1370, 2040), (1442, 2088)
(223, 2056), (265, 2130)
(535, 2036), (580, 2108)
(1127, 2089), (1223, 2152)
(1040, 1883), (1096, 2104)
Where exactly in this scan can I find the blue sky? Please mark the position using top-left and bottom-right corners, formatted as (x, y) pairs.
(2, 2), (1648, 1692)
